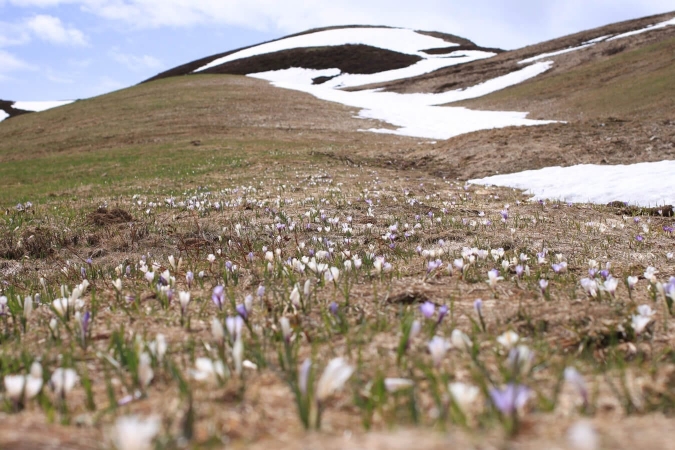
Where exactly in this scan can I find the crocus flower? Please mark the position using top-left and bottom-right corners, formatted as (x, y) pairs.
(507, 345), (534, 374)
(212, 285), (224, 310)
(290, 285), (301, 308)
(489, 383), (530, 415)
(178, 291), (190, 314)
(626, 276), (638, 290)
(486, 269), (504, 288)
(50, 368), (79, 398)
(236, 303), (248, 320)
(299, 359), (312, 395)
(190, 357), (226, 382)
(279, 317), (293, 342)
(602, 276), (619, 298)
(552, 262), (567, 274)
(110, 415), (160, 450)
(315, 357), (354, 402)
(450, 329), (472, 351)
(580, 278), (598, 298)
(539, 279), (549, 293)
(564, 367), (588, 406)
(384, 378), (414, 392)
(497, 330), (519, 350)
(329, 302), (339, 316)
(225, 316), (244, 341)
(185, 271), (194, 288)
(449, 382), (479, 411)
(138, 352), (154, 388)
(632, 304), (655, 334)
(420, 301), (435, 319)
(437, 305), (449, 323)
(427, 336), (450, 366)
(473, 299), (483, 314)
(210, 318), (224, 343)
(515, 265), (524, 277)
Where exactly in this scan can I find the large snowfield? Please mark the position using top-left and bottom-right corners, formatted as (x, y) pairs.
(469, 161), (675, 207)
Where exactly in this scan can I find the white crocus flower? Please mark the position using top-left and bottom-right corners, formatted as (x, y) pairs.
(315, 357), (354, 402)
(290, 285), (301, 308)
(450, 329), (472, 351)
(138, 352), (154, 387)
(110, 415), (160, 450)
(497, 330), (519, 350)
(427, 336), (450, 366)
(190, 357), (226, 382)
(50, 367), (79, 397)
(384, 378), (414, 392)
(148, 334), (167, 362)
(449, 382), (480, 411)
(178, 291), (190, 311)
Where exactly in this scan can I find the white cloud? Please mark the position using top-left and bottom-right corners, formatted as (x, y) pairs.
(25, 14), (87, 45)
(110, 48), (162, 71)
(0, 49), (35, 73)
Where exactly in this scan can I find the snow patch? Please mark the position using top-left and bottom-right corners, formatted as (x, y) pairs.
(195, 27), (459, 72)
(518, 17), (674, 65)
(250, 61), (556, 140)
(469, 160), (675, 207)
(519, 44), (593, 64)
(607, 17), (675, 41)
(13, 100), (74, 112)
(320, 50), (495, 89)
(584, 34), (612, 44)
(0, 110), (8, 123)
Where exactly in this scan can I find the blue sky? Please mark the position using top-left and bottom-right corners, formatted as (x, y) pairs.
(1, 0), (673, 101)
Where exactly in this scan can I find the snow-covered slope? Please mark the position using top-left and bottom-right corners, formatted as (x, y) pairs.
(194, 27), (460, 72)
(250, 61), (556, 140)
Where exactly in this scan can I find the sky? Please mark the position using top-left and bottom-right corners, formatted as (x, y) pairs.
(1, 0), (673, 101)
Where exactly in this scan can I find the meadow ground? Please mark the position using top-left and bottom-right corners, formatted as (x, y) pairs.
(0, 75), (674, 449)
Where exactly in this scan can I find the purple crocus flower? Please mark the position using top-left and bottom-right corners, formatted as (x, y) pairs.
(500, 210), (509, 220)
(473, 299), (483, 315)
(329, 301), (339, 316)
(80, 267), (86, 279)
(420, 301), (435, 319)
(489, 383), (530, 415)
(636, 235), (644, 242)
(515, 265), (524, 278)
(186, 271), (194, 288)
(599, 269), (610, 280)
(437, 305), (449, 324)
(225, 261), (233, 271)
(236, 303), (248, 320)
(257, 285), (265, 298)
(212, 285), (224, 310)
(81, 311), (91, 337)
